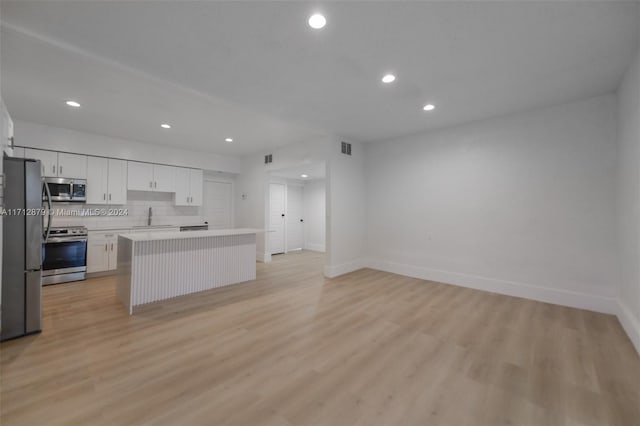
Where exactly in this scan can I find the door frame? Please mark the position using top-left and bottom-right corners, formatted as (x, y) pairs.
(268, 178), (305, 254)
(269, 182), (287, 255)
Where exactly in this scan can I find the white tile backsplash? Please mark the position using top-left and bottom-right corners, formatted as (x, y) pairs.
(50, 191), (208, 229)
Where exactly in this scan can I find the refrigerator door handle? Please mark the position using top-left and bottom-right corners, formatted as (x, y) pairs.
(43, 180), (52, 243)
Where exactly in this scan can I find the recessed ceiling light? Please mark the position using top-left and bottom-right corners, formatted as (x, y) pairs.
(308, 13), (326, 29)
(160, 123), (171, 129)
(301, 174), (309, 178)
(381, 74), (396, 84)
(65, 100), (81, 108)
(423, 104), (435, 111)
(225, 138), (233, 143)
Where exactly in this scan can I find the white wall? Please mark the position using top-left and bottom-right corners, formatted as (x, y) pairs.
(303, 179), (326, 252)
(235, 163), (269, 261)
(616, 49), (640, 352)
(325, 141), (367, 277)
(365, 94), (619, 313)
(235, 136), (366, 272)
(235, 135), (333, 262)
(14, 120), (243, 174)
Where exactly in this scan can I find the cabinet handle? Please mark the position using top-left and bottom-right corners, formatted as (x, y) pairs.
(109, 193), (112, 201)
(52, 165), (56, 174)
(111, 243), (114, 251)
(150, 181), (153, 188)
(154, 181), (157, 188)
(59, 166), (62, 175)
(103, 193), (106, 200)
(105, 243), (108, 251)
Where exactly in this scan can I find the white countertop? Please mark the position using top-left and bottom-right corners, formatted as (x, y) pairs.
(88, 224), (184, 231)
(119, 228), (264, 242)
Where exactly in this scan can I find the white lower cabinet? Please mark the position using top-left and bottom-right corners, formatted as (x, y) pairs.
(87, 227), (181, 273)
(87, 231), (120, 273)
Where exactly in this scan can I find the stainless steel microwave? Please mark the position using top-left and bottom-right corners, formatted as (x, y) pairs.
(44, 177), (87, 202)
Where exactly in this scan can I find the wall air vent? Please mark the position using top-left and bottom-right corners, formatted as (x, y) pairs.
(264, 154), (273, 164)
(341, 141), (352, 156)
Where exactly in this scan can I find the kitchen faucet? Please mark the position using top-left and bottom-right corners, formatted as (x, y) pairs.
(148, 207), (152, 226)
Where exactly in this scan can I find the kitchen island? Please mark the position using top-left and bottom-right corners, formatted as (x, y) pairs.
(116, 228), (261, 314)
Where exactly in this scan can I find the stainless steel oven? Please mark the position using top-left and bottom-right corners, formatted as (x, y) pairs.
(42, 226), (88, 285)
(44, 177), (87, 202)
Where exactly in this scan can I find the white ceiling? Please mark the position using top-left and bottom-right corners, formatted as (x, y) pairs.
(271, 162), (326, 181)
(1, 1), (638, 156)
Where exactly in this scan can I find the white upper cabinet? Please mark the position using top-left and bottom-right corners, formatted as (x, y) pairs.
(57, 153), (87, 178)
(127, 161), (154, 191)
(24, 149), (87, 178)
(153, 165), (176, 192)
(174, 168), (190, 206)
(87, 157), (128, 205)
(86, 157), (109, 204)
(189, 169), (203, 206)
(174, 167), (203, 206)
(107, 159), (127, 204)
(127, 161), (178, 192)
(25, 148), (58, 177)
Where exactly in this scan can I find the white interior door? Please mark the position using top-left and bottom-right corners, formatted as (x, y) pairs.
(286, 185), (304, 251)
(269, 183), (286, 255)
(203, 180), (232, 229)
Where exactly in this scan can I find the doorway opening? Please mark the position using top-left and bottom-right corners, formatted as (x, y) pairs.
(268, 162), (326, 262)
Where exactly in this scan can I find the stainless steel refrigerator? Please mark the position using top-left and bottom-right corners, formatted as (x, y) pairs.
(1, 156), (43, 341)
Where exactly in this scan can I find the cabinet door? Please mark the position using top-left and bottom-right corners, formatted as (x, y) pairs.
(108, 238), (118, 270)
(107, 159), (127, 204)
(86, 156), (108, 204)
(24, 148), (58, 177)
(153, 165), (176, 192)
(127, 161), (154, 191)
(174, 167), (191, 206)
(86, 238), (109, 273)
(189, 169), (203, 206)
(57, 153), (87, 178)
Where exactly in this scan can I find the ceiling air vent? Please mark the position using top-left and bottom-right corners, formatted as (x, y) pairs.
(264, 154), (273, 164)
(341, 141), (352, 156)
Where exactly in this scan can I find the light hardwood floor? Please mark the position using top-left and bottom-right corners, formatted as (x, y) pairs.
(1, 251), (639, 425)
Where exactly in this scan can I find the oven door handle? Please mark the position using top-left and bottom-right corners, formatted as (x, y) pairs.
(43, 180), (53, 243)
(46, 237), (87, 243)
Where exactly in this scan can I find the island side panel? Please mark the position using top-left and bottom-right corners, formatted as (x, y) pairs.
(130, 233), (257, 310)
(116, 236), (133, 315)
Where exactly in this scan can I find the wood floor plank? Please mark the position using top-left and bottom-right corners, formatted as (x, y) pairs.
(1, 250), (638, 425)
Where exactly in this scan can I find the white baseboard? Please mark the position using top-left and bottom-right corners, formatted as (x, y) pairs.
(617, 301), (640, 354)
(365, 259), (618, 315)
(324, 259), (366, 278)
(304, 243), (325, 253)
(256, 251), (271, 263)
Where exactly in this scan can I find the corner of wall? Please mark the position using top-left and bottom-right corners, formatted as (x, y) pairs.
(323, 258), (367, 279)
(617, 300), (640, 354)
